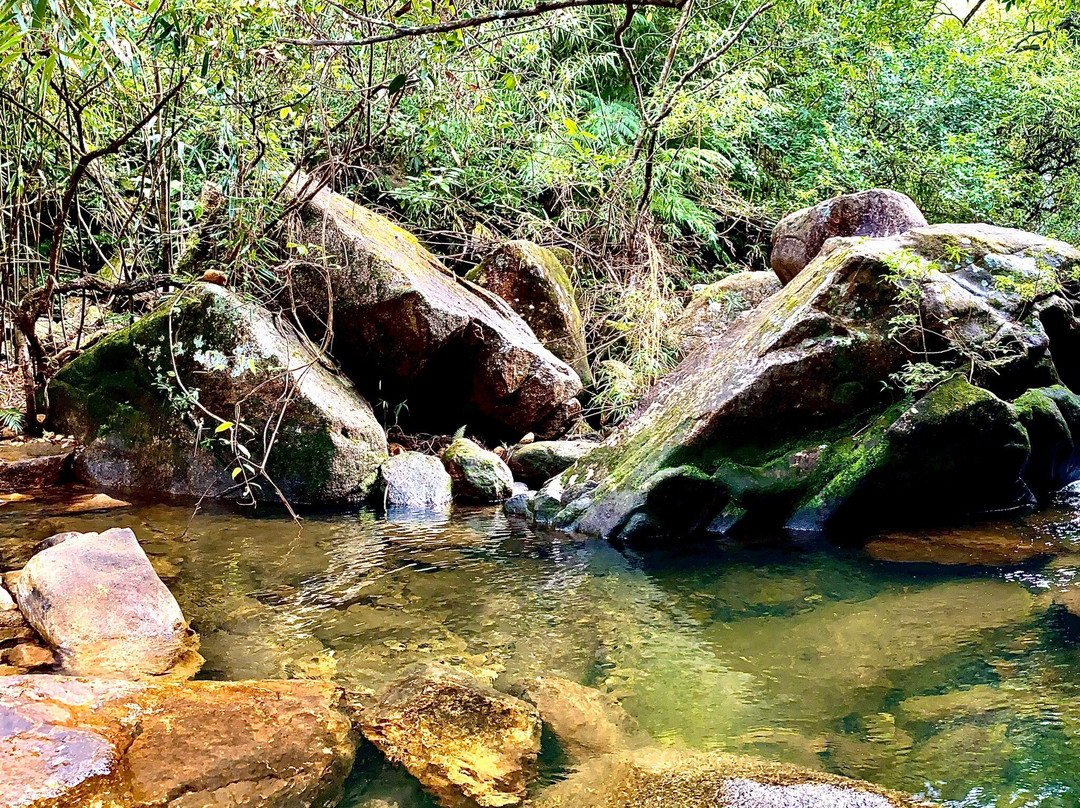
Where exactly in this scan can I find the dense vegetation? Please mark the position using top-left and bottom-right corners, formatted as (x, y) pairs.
(2, 0), (1080, 430)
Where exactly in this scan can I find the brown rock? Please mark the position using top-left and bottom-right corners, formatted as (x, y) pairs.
(201, 268), (228, 285)
(510, 676), (644, 762)
(5, 643), (55, 670)
(865, 524), (1063, 566)
(466, 241), (593, 387)
(771, 189), (927, 284)
(0, 439), (72, 493)
(667, 272), (781, 359)
(13, 527), (202, 678)
(360, 663), (542, 808)
(287, 172), (583, 440)
(0, 674), (358, 808)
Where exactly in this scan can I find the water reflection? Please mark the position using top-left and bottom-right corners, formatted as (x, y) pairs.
(3, 490), (1080, 807)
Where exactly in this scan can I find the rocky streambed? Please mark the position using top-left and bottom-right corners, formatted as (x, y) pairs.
(4, 493), (1080, 807)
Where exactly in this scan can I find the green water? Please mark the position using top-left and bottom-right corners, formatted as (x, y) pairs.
(4, 494), (1080, 807)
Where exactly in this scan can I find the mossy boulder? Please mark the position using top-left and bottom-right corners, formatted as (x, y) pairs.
(1013, 386), (1080, 500)
(539, 224), (1080, 542)
(48, 283), (388, 505)
(667, 271), (781, 359)
(287, 174), (583, 440)
(466, 241), (593, 387)
(440, 437), (514, 503)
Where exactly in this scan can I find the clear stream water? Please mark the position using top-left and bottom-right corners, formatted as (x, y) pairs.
(4, 494), (1080, 808)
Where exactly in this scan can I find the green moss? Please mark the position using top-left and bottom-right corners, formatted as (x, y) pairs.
(270, 426), (336, 497)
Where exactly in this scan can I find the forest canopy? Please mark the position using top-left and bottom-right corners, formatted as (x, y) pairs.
(2, 0), (1080, 426)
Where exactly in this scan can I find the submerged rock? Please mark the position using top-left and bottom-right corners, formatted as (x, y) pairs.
(505, 440), (595, 488)
(466, 241), (592, 387)
(0, 439), (73, 493)
(287, 174), (583, 439)
(510, 675), (645, 762)
(539, 224), (1080, 542)
(49, 282), (388, 505)
(12, 527), (201, 678)
(0, 674), (357, 808)
(379, 452), (454, 512)
(529, 746), (925, 808)
(667, 272), (781, 359)
(441, 438), (514, 503)
(865, 522), (1063, 566)
(771, 189), (927, 284)
(360, 663), (542, 808)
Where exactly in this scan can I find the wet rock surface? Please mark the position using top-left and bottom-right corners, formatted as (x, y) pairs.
(360, 663), (542, 808)
(49, 282), (388, 504)
(0, 674), (358, 808)
(770, 189), (927, 284)
(441, 438), (514, 503)
(12, 527), (201, 678)
(505, 441), (595, 488)
(287, 174), (583, 440)
(466, 241), (592, 387)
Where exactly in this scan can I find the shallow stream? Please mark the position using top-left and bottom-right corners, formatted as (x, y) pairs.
(4, 494), (1080, 807)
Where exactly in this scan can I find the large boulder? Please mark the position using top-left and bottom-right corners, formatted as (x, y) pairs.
(667, 272), (781, 359)
(287, 174), (583, 440)
(360, 663), (542, 808)
(771, 189), (928, 284)
(441, 438), (514, 503)
(536, 224), (1080, 541)
(465, 241), (593, 387)
(0, 674), (357, 808)
(49, 283), (387, 505)
(529, 746), (926, 808)
(13, 528), (201, 678)
(505, 440), (595, 488)
(379, 451), (454, 512)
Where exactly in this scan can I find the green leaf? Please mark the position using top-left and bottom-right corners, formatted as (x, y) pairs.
(215, 421), (233, 433)
(388, 73), (408, 95)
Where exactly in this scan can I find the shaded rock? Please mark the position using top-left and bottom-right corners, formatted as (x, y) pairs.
(503, 483), (534, 516)
(379, 452), (453, 512)
(510, 676), (644, 762)
(770, 189), (927, 284)
(287, 174), (583, 439)
(441, 438), (514, 503)
(466, 241), (592, 387)
(13, 527), (202, 678)
(0, 674), (357, 808)
(0, 439), (72, 492)
(895, 684), (1037, 726)
(1014, 385), (1080, 500)
(3, 642), (55, 670)
(540, 224), (1080, 541)
(668, 272), (781, 359)
(49, 282), (388, 505)
(865, 523), (1063, 566)
(505, 440), (595, 488)
(529, 746), (925, 808)
(360, 663), (542, 808)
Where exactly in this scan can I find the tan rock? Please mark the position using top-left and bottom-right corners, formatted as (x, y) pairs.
(0, 674), (358, 808)
(667, 272), (780, 358)
(0, 439), (72, 493)
(13, 527), (202, 678)
(865, 524), (1063, 566)
(4, 643), (55, 670)
(361, 663), (542, 808)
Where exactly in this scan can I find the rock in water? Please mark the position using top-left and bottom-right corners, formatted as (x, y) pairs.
(505, 440), (595, 488)
(379, 451), (454, 512)
(287, 173), (583, 439)
(441, 438), (515, 503)
(360, 663), (541, 808)
(530, 746), (925, 808)
(13, 527), (202, 678)
(667, 272), (781, 359)
(770, 189), (927, 284)
(539, 224), (1080, 541)
(49, 282), (388, 505)
(0, 440), (73, 493)
(466, 241), (593, 387)
(0, 675), (357, 808)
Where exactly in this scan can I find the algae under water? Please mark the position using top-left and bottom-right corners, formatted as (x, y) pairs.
(3, 494), (1080, 807)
